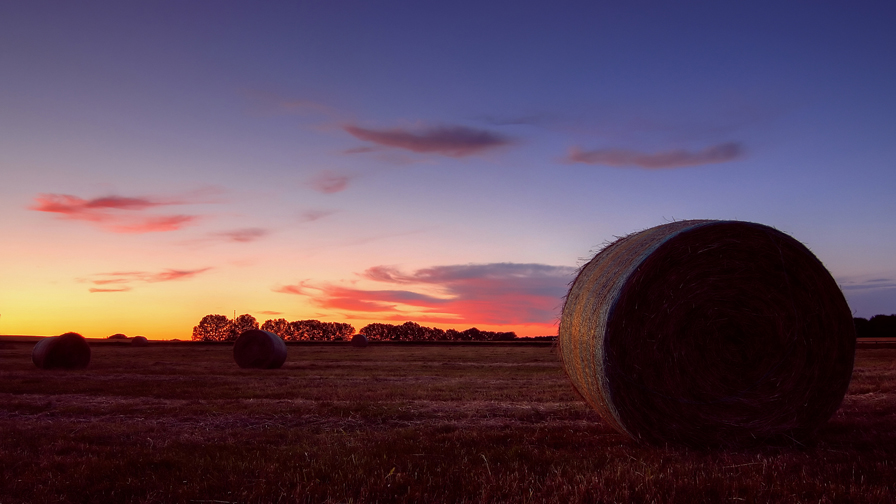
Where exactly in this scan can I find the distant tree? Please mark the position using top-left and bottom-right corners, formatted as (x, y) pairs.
(231, 314), (259, 340)
(192, 314), (233, 342)
(868, 314), (896, 338)
(490, 331), (517, 341)
(288, 320), (355, 341)
(107, 333), (128, 340)
(327, 322), (355, 341)
(261, 318), (293, 339)
(854, 317), (871, 338)
(359, 323), (393, 341)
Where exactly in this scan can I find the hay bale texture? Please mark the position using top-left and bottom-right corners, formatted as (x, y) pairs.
(351, 334), (369, 348)
(32, 332), (91, 369)
(559, 220), (855, 446)
(233, 329), (287, 369)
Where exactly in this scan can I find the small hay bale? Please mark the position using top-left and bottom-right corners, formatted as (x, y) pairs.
(559, 220), (856, 446)
(32, 332), (91, 370)
(233, 329), (287, 369)
(350, 334), (369, 348)
(131, 336), (149, 346)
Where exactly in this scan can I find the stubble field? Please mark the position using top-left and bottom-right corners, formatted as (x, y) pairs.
(1, 338), (894, 503)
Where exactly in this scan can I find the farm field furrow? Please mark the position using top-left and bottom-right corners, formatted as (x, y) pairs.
(1, 341), (894, 503)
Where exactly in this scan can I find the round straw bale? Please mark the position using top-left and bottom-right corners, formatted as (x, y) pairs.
(131, 335), (149, 346)
(559, 220), (855, 446)
(233, 329), (287, 369)
(350, 334), (369, 348)
(32, 332), (91, 370)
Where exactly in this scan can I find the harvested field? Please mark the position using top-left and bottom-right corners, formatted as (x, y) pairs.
(1, 339), (894, 503)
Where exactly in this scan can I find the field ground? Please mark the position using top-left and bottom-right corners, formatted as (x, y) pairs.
(1, 339), (895, 503)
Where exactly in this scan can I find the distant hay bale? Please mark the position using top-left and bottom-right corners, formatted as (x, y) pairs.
(131, 336), (149, 346)
(351, 334), (369, 348)
(32, 332), (91, 370)
(233, 329), (287, 369)
(559, 220), (856, 446)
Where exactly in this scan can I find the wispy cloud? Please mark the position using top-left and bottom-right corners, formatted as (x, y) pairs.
(839, 277), (896, 291)
(566, 142), (744, 169)
(85, 267), (212, 293)
(343, 146), (381, 154)
(299, 210), (337, 223)
(257, 310), (283, 315)
(477, 112), (558, 127)
(344, 124), (513, 157)
(29, 191), (213, 233)
(275, 263), (576, 326)
(241, 89), (335, 118)
(89, 287), (132, 293)
(308, 170), (352, 194)
(210, 228), (269, 243)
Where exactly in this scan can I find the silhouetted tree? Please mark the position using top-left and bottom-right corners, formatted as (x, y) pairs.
(231, 314), (259, 340)
(359, 323), (393, 341)
(192, 314), (232, 342)
(261, 318), (293, 339)
(854, 317), (871, 338)
(869, 314), (896, 338)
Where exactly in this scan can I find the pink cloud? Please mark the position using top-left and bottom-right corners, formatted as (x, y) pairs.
(343, 146), (380, 154)
(211, 228), (269, 243)
(567, 142), (744, 169)
(30, 192), (203, 233)
(275, 263), (576, 326)
(86, 267), (212, 293)
(308, 171), (351, 194)
(344, 124), (513, 157)
(89, 287), (132, 293)
(300, 210), (336, 223)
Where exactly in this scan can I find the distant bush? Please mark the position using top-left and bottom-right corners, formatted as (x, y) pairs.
(192, 314), (233, 342)
(359, 321), (517, 342)
(855, 314), (896, 338)
(259, 318), (355, 341)
(107, 333), (128, 340)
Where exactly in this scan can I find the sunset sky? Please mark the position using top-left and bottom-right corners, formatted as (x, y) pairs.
(2, 2), (895, 339)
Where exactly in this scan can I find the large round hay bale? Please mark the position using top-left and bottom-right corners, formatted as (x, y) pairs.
(559, 220), (855, 446)
(32, 332), (91, 370)
(233, 329), (287, 369)
(131, 335), (149, 346)
(350, 334), (369, 348)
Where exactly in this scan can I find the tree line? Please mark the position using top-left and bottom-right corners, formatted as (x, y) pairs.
(192, 314), (354, 342)
(854, 314), (896, 338)
(192, 315), (518, 342)
(359, 321), (517, 341)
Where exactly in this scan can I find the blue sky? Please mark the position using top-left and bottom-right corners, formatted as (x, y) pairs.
(1, 1), (894, 337)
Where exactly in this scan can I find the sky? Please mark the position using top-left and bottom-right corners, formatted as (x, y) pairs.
(1, 1), (895, 339)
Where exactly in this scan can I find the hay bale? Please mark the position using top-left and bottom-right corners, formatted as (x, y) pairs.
(350, 334), (369, 348)
(559, 220), (855, 446)
(233, 329), (287, 369)
(131, 336), (149, 346)
(32, 332), (91, 369)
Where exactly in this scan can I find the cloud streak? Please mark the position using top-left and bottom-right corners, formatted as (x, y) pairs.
(567, 142), (744, 169)
(86, 267), (212, 293)
(275, 263), (576, 327)
(210, 228), (269, 243)
(344, 124), (512, 157)
(839, 277), (896, 291)
(308, 170), (351, 194)
(30, 192), (204, 233)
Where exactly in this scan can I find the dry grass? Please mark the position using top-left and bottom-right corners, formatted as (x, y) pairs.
(1, 339), (894, 503)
